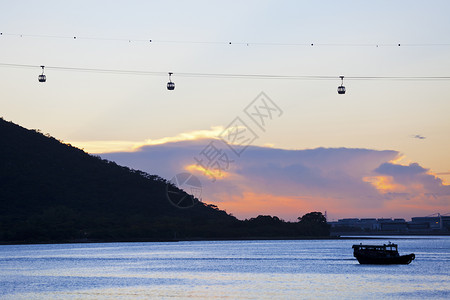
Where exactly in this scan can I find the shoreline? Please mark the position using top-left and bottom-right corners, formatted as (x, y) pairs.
(1, 234), (449, 246)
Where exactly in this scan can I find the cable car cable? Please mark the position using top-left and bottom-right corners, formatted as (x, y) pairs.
(1, 62), (450, 81)
(2, 32), (450, 48)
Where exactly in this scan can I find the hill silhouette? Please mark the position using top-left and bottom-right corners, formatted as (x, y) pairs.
(0, 118), (329, 243)
(0, 118), (239, 242)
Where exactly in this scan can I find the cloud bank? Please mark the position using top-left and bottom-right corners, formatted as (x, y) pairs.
(101, 138), (450, 221)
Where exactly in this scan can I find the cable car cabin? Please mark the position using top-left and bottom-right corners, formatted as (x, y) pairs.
(38, 66), (46, 82)
(167, 81), (175, 90)
(38, 74), (46, 83)
(337, 85), (346, 94)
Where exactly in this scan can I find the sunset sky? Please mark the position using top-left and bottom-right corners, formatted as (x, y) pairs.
(1, 0), (449, 220)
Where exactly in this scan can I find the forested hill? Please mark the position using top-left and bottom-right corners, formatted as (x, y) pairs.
(0, 118), (330, 243)
(0, 118), (236, 243)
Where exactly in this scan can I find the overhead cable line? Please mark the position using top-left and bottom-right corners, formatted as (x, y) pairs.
(2, 62), (450, 93)
(2, 32), (450, 48)
(1, 62), (450, 81)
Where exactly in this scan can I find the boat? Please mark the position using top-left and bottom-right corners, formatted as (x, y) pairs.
(352, 242), (415, 265)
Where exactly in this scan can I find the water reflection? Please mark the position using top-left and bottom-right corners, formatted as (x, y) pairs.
(0, 238), (449, 299)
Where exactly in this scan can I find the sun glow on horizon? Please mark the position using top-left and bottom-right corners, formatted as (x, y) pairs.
(212, 192), (311, 221)
(69, 126), (225, 154)
(69, 140), (140, 154)
(141, 126), (224, 147)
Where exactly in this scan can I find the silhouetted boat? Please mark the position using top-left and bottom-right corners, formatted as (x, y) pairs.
(352, 242), (415, 265)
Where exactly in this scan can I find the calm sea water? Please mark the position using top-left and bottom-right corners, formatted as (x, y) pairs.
(0, 237), (449, 299)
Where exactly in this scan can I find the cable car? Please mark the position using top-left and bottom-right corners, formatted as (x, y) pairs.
(337, 75), (345, 94)
(167, 72), (175, 90)
(38, 66), (46, 82)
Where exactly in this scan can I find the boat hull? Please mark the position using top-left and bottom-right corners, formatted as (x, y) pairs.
(355, 253), (415, 265)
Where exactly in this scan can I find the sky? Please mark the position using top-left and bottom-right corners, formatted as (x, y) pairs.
(1, 0), (449, 220)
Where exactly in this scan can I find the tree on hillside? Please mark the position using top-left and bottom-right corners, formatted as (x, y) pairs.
(297, 212), (330, 236)
(298, 211), (327, 224)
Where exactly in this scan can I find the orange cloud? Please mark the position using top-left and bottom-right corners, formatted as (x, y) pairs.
(363, 175), (407, 193)
(185, 163), (231, 181)
(388, 154), (408, 165)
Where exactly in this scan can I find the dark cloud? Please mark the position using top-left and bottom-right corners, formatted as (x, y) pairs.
(375, 162), (450, 195)
(375, 162), (428, 177)
(100, 139), (450, 219)
(412, 134), (426, 140)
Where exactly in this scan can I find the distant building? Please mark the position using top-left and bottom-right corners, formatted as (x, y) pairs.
(359, 218), (379, 230)
(411, 217), (442, 231)
(442, 216), (450, 231)
(338, 218), (359, 224)
(377, 218), (393, 223)
(329, 214), (450, 234)
(394, 218), (406, 222)
(380, 221), (408, 232)
(407, 222), (429, 231)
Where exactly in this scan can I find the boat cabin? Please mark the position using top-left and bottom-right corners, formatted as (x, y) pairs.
(352, 243), (398, 252)
(352, 243), (400, 258)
